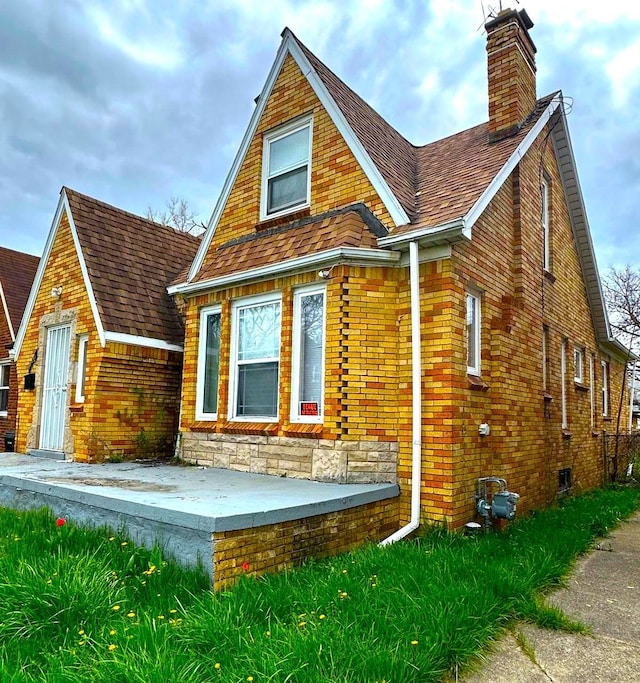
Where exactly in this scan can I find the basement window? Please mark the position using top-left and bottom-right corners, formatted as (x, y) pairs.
(558, 467), (572, 492)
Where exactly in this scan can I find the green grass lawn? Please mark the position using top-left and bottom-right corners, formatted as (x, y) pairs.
(1, 485), (638, 682)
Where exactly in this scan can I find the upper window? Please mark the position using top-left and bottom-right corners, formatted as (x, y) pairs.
(466, 293), (481, 375)
(541, 177), (550, 271)
(75, 335), (88, 403)
(230, 294), (282, 420)
(196, 306), (222, 420)
(574, 347), (584, 383)
(0, 363), (9, 416)
(261, 118), (312, 219)
(291, 286), (326, 422)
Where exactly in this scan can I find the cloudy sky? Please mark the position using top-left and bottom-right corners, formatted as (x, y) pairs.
(1, 0), (639, 275)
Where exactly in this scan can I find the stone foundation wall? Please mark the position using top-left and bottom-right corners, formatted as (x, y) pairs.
(212, 497), (400, 591)
(180, 432), (398, 484)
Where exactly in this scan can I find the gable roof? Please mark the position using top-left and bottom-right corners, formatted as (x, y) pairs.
(15, 188), (200, 358)
(178, 29), (620, 356)
(0, 246), (39, 342)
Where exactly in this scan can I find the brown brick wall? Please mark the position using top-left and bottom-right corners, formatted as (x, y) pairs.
(212, 497), (400, 591)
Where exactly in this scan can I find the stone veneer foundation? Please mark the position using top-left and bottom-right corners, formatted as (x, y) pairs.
(180, 433), (398, 484)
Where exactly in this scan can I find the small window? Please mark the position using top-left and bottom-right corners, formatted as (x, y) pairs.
(561, 339), (568, 429)
(466, 293), (481, 375)
(559, 467), (572, 492)
(291, 287), (326, 422)
(541, 177), (550, 271)
(602, 360), (610, 417)
(261, 118), (312, 219)
(0, 363), (9, 415)
(75, 335), (88, 403)
(230, 294), (281, 420)
(196, 306), (222, 419)
(542, 325), (549, 392)
(574, 347), (584, 383)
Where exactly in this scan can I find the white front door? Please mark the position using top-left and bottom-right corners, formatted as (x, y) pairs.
(40, 324), (71, 451)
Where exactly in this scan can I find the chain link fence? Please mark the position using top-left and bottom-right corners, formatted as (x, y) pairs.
(602, 432), (640, 483)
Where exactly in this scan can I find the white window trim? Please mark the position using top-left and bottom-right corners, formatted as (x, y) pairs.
(0, 361), (9, 417)
(561, 339), (568, 429)
(466, 292), (481, 376)
(229, 292), (282, 422)
(196, 305), (222, 421)
(589, 353), (595, 430)
(260, 116), (313, 221)
(291, 285), (326, 424)
(602, 360), (610, 418)
(542, 177), (550, 272)
(75, 335), (88, 403)
(574, 346), (584, 383)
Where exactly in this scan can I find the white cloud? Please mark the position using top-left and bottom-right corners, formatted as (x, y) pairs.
(606, 39), (640, 107)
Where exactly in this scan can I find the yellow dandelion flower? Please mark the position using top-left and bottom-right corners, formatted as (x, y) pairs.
(411, 640), (418, 646)
(265, 630), (271, 637)
(298, 621), (306, 628)
(78, 629), (85, 636)
(108, 644), (117, 651)
(109, 629), (116, 636)
(46, 579), (52, 585)
(169, 608), (177, 614)
(112, 605), (121, 611)
(247, 677), (254, 682)
(79, 640), (86, 646)
(319, 614), (326, 620)
(158, 615), (165, 620)
(342, 569), (348, 574)
(120, 542), (128, 547)
(127, 611), (135, 618)
(214, 663), (221, 670)
(340, 591), (348, 599)
(109, 536), (115, 541)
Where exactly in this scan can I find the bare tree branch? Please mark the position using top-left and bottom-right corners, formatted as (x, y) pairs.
(146, 197), (206, 235)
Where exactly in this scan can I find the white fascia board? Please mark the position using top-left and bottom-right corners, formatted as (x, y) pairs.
(464, 95), (562, 229)
(550, 108), (613, 344)
(64, 192), (107, 348)
(186, 30), (409, 284)
(103, 331), (183, 353)
(187, 34), (301, 283)
(0, 283), (14, 342)
(286, 33), (409, 228)
(378, 218), (468, 248)
(168, 246), (400, 297)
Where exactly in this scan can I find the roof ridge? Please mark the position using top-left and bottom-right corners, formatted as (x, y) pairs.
(63, 187), (202, 246)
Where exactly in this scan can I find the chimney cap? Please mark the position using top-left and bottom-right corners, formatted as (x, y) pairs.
(485, 7), (534, 33)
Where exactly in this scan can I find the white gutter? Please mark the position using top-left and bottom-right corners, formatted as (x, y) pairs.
(168, 246), (401, 297)
(380, 240), (422, 545)
(378, 218), (468, 249)
(103, 331), (184, 353)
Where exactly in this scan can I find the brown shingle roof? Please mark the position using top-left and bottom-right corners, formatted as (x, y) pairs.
(195, 204), (383, 284)
(64, 188), (200, 345)
(0, 246), (39, 336)
(295, 35), (418, 220)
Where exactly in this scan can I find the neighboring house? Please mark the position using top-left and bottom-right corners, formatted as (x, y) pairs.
(14, 188), (200, 461)
(164, 7), (627, 541)
(0, 246), (39, 450)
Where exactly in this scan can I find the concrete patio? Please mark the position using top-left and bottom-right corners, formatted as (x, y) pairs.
(0, 453), (399, 585)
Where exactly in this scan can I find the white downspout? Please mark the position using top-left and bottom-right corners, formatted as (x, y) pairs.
(629, 360), (636, 431)
(380, 240), (422, 545)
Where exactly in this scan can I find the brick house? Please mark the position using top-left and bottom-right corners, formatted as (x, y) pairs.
(13, 188), (200, 461)
(169, 8), (627, 535)
(0, 246), (39, 451)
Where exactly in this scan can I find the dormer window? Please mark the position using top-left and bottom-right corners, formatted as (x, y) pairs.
(261, 117), (312, 219)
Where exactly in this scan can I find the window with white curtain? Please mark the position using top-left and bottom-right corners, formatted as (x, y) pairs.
(466, 292), (481, 375)
(291, 286), (326, 422)
(0, 363), (9, 415)
(75, 335), (88, 403)
(230, 294), (281, 420)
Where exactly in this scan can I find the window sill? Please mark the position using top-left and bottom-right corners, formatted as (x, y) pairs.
(283, 423), (324, 438)
(574, 382), (589, 393)
(543, 392), (553, 402)
(222, 421), (279, 436)
(562, 429), (572, 440)
(544, 270), (556, 284)
(189, 421), (220, 432)
(256, 206), (310, 232)
(468, 374), (489, 391)
(69, 405), (84, 415)
(603, 416), (612, 423)
(592, 430), (601, 438)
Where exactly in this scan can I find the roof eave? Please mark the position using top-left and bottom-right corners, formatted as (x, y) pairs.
(377, 218), (470, 249)
(168, 246), (400, 297)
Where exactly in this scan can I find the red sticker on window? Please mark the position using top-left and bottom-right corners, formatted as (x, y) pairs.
(300, 401), (319, 416)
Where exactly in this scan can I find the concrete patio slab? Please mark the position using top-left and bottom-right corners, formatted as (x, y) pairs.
(0, 453), (398, 578)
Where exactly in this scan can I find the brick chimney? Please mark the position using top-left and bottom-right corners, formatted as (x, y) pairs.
(486, 8), (537, 141)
